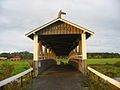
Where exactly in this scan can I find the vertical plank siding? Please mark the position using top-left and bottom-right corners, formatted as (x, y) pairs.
(38, 21), (83, 35)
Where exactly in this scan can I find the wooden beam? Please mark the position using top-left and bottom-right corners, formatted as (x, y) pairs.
(33, 34), (39, 77)
(78, 40), (82, 55)
(33, 34), (39, 61)
(39, 41), (43, 59)
(79, 32), (87, 59)
(44, 46), (47, 59)
(81, 32), (87, 59)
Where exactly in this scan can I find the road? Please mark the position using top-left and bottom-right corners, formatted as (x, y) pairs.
(27, 65), (89, 90)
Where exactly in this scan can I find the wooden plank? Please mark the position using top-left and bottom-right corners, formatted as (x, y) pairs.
(39, 22), (83, 35)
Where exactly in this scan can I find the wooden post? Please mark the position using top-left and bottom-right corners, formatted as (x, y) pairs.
(53, 51), (57, 60)
(78, 32), (87, 75)
(33, 34), (39, 77)
(74, 47), (77, 53)
(51, 51), (54, 59)
(51, 50), (56, 60)
(20, 76), (23, 87)
(44, 46), (47, 59)
(81, 31), (87, 75)
(79, 41), (82, 55)
(50, 49), (52, 59)
(47, 49), (50, 58)
(81, 31), (87, 59)
(39, 41), (43, 59)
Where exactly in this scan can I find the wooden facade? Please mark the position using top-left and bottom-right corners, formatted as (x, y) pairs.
(38, 21), (82, 35)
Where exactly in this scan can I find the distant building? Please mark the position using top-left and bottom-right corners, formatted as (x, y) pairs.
(0, 57), (7, 60)
(9, 56), (21, 61)
(0, 56), (21, 61)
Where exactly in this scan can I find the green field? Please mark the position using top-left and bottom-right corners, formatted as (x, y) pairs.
(0, 60), (31, 80)
(86, 58), (120, 78)
(86, 58), (120, 64)
(59, 58), (120, 78)
(0, 61), (31, 75)
(1, 58), (120, 80)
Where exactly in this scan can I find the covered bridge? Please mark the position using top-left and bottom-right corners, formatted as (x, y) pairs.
(25, 13), (94, 76)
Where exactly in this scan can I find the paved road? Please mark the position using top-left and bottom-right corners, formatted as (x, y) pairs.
(27, 65), (89, 90)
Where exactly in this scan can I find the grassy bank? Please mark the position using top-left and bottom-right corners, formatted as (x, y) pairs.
(86, 58), (120, 78)
(86, 58), (120, 64)
(0, 60), (31, 81)
(89, 64), (120, 78)
(59, 58), (120, 78)
(0, 61), (30, 75)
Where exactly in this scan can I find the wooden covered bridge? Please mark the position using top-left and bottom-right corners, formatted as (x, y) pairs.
(1, 11), (120, 90)
(25, 12), (94, 77)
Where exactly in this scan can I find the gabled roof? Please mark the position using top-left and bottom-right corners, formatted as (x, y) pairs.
(25, 18), (94, 37)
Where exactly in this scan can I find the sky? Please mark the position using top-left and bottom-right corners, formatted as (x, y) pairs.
(0, 0), (120, 53)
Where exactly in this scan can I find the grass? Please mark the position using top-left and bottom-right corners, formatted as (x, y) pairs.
(57, 59), (68, 65)
(0, 60), (31, 75)
(90, 65), (120, 78)
(86, 58), (120, 64)
(58, 58), (120, 65)
(1, 58), (120, 79)
(86, 58), (120, 78)
(0, 60), (33, 90)
(59, 58), (120, 78)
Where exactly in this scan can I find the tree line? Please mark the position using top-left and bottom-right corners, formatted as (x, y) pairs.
(0, 51), (33, 60)
(87, 52), (120, 59)
(0, 51), (120, 59)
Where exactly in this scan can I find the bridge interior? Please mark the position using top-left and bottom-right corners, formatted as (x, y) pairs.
(39, 34), (80, 56)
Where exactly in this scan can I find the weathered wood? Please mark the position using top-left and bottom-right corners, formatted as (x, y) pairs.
(44, 46), (47, 59)
(38, 22), (83, 35)
(39, 41), (43, 59)
(34, 61), (38, 77)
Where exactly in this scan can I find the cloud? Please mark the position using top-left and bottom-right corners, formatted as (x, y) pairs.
(0, 0), (120, 53)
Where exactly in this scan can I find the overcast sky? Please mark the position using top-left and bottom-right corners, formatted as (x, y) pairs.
(0, 0), (120, 53)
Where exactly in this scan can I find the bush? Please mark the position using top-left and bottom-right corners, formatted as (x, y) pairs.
(0, 62), (14, 80)
(114, 61), (120, 67)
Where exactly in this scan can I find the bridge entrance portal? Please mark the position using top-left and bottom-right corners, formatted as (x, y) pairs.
(26, 16), (94, 77)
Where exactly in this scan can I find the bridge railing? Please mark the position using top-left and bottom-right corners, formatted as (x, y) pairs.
(88, 66), (120, 90)
(0, 68), (33, 90)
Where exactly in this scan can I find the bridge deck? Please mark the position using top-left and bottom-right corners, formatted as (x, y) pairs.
(27, 65), (89, 90)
